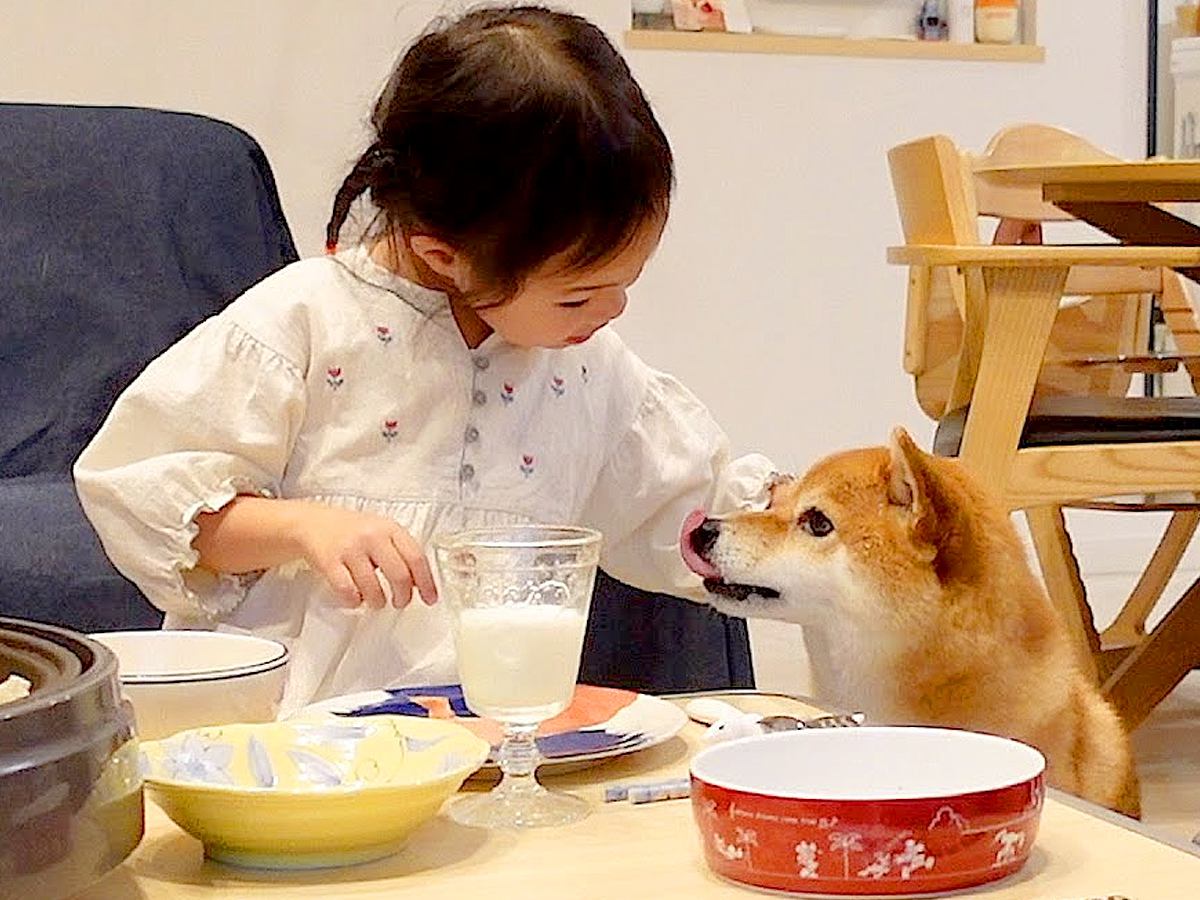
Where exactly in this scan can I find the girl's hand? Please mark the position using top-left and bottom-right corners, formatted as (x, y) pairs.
(291, 506), (438, 609)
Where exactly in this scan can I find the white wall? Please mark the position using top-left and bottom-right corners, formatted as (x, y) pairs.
(1, 1), (1176, 687)
(0, 0), (1146, 465)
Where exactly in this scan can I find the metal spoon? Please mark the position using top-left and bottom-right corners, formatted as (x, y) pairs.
(685, 698), (864, 732)
(759, 712), (866, 731)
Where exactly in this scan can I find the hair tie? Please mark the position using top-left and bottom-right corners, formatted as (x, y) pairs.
(366, 146), (399, 174)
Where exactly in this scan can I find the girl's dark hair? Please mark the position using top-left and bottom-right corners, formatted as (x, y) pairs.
(327, 5), (673, 301)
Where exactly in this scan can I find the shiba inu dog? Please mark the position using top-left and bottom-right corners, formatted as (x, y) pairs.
(680, 428), (1140, 817)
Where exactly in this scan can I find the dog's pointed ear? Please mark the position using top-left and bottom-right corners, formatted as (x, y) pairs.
(887, 427), (941, 557)
(886, 427), (980, 583)
(887, 427), (926, 514)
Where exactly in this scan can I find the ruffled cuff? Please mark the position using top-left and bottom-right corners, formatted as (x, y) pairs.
(173, 478), (275, 619)
(710, 452), (776, 515)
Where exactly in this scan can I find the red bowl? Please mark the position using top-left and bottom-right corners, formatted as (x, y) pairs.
(690, 727), (1045, 896)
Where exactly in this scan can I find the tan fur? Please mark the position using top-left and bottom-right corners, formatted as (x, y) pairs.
(701, 428), (1140, 817)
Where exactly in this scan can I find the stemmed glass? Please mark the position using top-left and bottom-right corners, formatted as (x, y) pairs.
(433, 525), (601, 828)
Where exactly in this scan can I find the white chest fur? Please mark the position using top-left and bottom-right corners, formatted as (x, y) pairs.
(801, 620), (904, 719)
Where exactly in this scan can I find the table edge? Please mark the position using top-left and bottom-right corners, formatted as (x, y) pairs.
(1047, 788), (1200, 858)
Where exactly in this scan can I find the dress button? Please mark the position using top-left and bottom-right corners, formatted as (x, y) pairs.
(473, 355), (490, 371)
(465, 425), (480, 443)
(460, 463), (475, 482)
(472, 388), (488, 406)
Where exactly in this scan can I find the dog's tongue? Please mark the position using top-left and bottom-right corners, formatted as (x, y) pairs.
(680, 509), (722, 580)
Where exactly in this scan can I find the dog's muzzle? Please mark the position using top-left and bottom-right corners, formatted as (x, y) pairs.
(680, 510), (781, 602)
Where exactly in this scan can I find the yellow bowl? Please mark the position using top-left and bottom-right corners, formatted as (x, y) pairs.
(139, 716), (489, 869)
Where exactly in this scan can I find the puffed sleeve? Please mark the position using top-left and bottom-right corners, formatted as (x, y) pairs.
(74, 317), (306, 620)
(579, 368), (774, 601)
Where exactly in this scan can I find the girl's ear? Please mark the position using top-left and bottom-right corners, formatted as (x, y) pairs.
(407, 234), (473, 292)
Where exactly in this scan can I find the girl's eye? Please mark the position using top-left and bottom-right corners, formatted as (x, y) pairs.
(558, 299), (590, 309)
(800, 508), (834, 538)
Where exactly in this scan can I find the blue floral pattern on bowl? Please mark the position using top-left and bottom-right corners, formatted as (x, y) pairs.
(160, 733), (235, 785)
(141, 716), (489, 791)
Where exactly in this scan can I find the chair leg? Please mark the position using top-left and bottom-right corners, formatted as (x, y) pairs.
(1025, 505), (1100, 683)
(1101, 510), (1200, 652)
(1102, 576), (1200, 732)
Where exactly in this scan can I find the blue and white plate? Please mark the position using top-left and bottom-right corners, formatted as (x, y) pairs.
(292, 684), (688, 772)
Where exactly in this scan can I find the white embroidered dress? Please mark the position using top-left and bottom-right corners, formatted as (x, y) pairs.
(75, 247), (771, 713)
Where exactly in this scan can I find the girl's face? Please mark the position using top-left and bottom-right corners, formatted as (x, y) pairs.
(472, 218), (663, 350)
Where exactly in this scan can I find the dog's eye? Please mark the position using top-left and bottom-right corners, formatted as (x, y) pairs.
(800, 508), (834, 538)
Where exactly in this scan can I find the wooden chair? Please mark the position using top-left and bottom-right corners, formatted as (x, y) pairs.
(888, 130), (1200, 729)
(974, 126), (1200, 700)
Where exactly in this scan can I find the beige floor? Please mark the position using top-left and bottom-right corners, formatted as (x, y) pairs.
(1133, 670), (1200, 845)
(748, 570), (1200, 847)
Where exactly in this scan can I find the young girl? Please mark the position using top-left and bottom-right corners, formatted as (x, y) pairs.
(75, 6), (771, 713)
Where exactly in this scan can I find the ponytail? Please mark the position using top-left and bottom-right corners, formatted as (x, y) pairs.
(325, 143), (398, 253)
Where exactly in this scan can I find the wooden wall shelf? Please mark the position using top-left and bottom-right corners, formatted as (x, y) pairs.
(624, 29), (1045, 63)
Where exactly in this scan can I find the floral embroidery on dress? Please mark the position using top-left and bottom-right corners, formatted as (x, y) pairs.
(550, 375), (565, 397)
(381, 419), (399, 441)
(375, 325), (393, 345)
(500, 382), (515, 405)
(326, 366), (344, 389)
(520, 454), (535, 477)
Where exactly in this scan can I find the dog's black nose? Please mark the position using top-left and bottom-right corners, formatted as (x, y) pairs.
(690, 518), (721, 558)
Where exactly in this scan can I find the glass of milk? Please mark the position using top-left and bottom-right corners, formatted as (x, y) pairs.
(434, 525), (601, 828)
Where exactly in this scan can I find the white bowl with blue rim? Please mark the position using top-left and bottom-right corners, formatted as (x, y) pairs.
(138, 716), (490, 868)
(90, 630), (289, 740)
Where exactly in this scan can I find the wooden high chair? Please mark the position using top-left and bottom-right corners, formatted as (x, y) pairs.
(973, 125), (1200, 693)
(888, 129), (1200, 727)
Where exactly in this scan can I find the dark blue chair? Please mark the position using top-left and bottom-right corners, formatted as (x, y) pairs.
(0, 104), (298, 632)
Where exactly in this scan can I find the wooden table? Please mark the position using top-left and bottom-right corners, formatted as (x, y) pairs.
(78, 692), (1200, 899)
(975, 159), (1200, 282)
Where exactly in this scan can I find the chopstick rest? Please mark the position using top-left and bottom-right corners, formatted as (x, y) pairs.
(604, 777), (691, 804)
(684, 698), (765, 744)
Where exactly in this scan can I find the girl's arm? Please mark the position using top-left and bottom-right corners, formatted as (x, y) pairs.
(192, 496), (306, 573)
(193, 496), (437, 609)
(580, 368), (774, 601)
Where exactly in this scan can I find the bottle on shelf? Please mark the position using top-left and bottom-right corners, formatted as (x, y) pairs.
(917, 0), (947, 41)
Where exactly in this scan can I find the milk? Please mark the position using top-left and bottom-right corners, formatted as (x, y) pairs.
(455, 605), (588, 724)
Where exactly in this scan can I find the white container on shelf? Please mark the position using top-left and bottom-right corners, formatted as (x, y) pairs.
(948, 0), (976, 43)
(1172, 37), (1200, 158)
(975, 0), (1020, 44)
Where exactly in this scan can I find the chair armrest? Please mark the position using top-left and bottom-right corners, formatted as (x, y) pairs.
(887, 244), (1200, 268)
